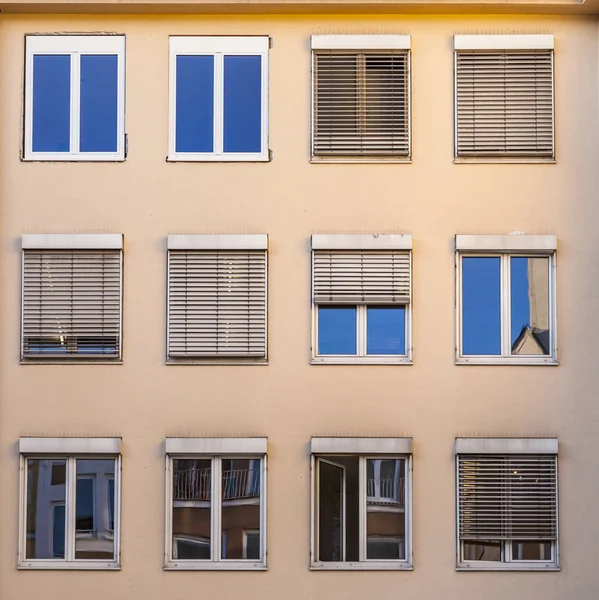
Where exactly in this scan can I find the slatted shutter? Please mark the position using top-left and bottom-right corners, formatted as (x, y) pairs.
(455, 50), (554, 157)
(22, 250), (122, 359)
(168, 250), (267, 358)
(313, 51), (410, 157)
(458, 454), (558, 540)
(313, 250), (411, 304)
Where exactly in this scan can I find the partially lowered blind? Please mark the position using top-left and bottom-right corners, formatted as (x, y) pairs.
(313, 250), (411, 304)
(458, 454), (557, 540)
(313, 51), (410, 157)
(455, 50), (554, 157)
(168, 250), (267, 358)
(22, 250), (122, 359)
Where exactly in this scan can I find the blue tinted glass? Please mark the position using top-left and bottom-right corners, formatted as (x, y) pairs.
(80, 54), (118, 152)
(176, 55), (214, 153)
(223, 55), (262, 153)
(462, 257), (501, 355)
(367, 307), (406, 355)
(318, 306), (356, 355)
(52, 505), (65, 558)
(76, 478), (94, 529)
(510, 257), (550, 355)
(32, 55), (71, 152)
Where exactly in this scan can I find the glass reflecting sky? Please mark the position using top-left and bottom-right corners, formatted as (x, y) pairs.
(367, 307), (405, 355)
(318, 307), (356, 354)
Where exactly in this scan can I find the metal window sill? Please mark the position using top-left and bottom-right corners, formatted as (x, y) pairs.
(456, 564), (559, 572)
(21, 360), (123, 365)
(312, 357), (412, 365)
(166, 359), (268, 366)
(167, 155), (270, 163)
(455, 358), (558, 366)
(311, 562), (413, 571)
(18, 561), (120, 570)
(22, 156), (125, 163)
(310, 157), (411, 164)
(453, 157), (556, 165)
(164, 562), (267, 571)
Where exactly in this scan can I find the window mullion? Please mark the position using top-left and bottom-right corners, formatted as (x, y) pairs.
(501, 254), (510, 357)
(214, 54), (224, 155)
(212, 457), (222, 562)
(358, 456), (366, 561)
(71, 53), (81, 154)
(66, 457), (77, 561)
(358, 306), (366, 356)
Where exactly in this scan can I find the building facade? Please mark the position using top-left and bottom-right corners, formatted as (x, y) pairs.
(1, 0), (599, 598)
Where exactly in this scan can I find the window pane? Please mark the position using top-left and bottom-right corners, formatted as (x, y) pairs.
(223, 55), (262, 153)
(462, 541), (501, 561)
(176, 55), (214, 153)
(32, 55), (71, 152)
(26, 459), (66, 559)
(221, 458), (261, 560)
(512, 541), (552, 560)
(244, 531), (260, 560)
(318, 306), (357, 355)
(172, 459), (211, 560)
(366, 306), (406, 355)
(366, 459), (405, 560)
(462, 257), (501, 355)
(80, 54), (118, 152)
(75, 459), (115, 560)
(510, 257), (550, 355)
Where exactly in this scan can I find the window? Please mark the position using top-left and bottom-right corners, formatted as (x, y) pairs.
(456, 235), (557, 364)
(19, 437), (121, 569)
(165, 438), (267, 570)
(454, 35), (554, 161)
(24, 35), (125, 161)
(167, 235), (268, 363)
(311, 234), (412, 364)
(456, 438), (559, 570)
(169, 36), (269, 161)
(312, 35), (411, 161)
(21, 234), (123, 362)
(311, 437), (412, 570)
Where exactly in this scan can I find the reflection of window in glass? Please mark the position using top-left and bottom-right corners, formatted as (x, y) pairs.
(457, 453), (558, 569)
(168, 455), (265, 566)
(459, 253), (554, 361)
(22, 456), (118, 566)
(313, 455), (410, 566)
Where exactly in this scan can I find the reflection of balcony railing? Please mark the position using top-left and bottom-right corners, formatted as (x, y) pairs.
(174, 468), (260, 501)
(367, 478), (405, 506)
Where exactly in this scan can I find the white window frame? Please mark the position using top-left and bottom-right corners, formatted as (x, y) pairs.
(18, 437), (122, 570)
(310, 35), (411, 164)
(164, 438), (267, 570)
(24, 35), (126, 161)
(168, 36), (269, 162)
(455, 235), (557, 365)
(311, 234), (412, 365)
(310, 437), (413, 571)
(455, 437), (559, 571)
(453, 34), (555, 164)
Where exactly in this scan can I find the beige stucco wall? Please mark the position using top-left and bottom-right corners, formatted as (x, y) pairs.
(1, 12), (599, 599)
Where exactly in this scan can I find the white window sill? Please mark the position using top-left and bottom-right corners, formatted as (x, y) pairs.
(312, 357), (412, 365)
(167, 153), (269, 162)
(457, 563), (559, 571)
(453, 157), (555, 165)
(18, 561), (120, 570)
(166, 358), (268, 366)
(310, 157), (411, 164)
(23, 154), (125, 162)
(21, 359), (123, 365)
(164, 561), (266, 571)
(455, 357), (558, 366)
(311, 562), (412, 571)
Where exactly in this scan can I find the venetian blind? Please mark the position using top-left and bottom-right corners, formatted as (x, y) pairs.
(313, 51), (410, 156)
(22, 250), (122, 359)
(168, 250), (267, 358)
(458, 454), (558, 540)
(313, 250), (411, 304)
(455, 50), (554, 157)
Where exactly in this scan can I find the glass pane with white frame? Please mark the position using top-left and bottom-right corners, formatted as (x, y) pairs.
(23, 456), (118, 564)
(459, 254), (554, 360)
(314, 455), (409, 565)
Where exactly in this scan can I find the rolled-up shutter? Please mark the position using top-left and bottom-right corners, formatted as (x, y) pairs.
(455, 50), (554, 157)
(458, 454), (558, 540)
(22, 250), (122, 359)
(168, 250), (267, 358)
(313, 250), (411, 304)
(313, 51), (410, 157)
